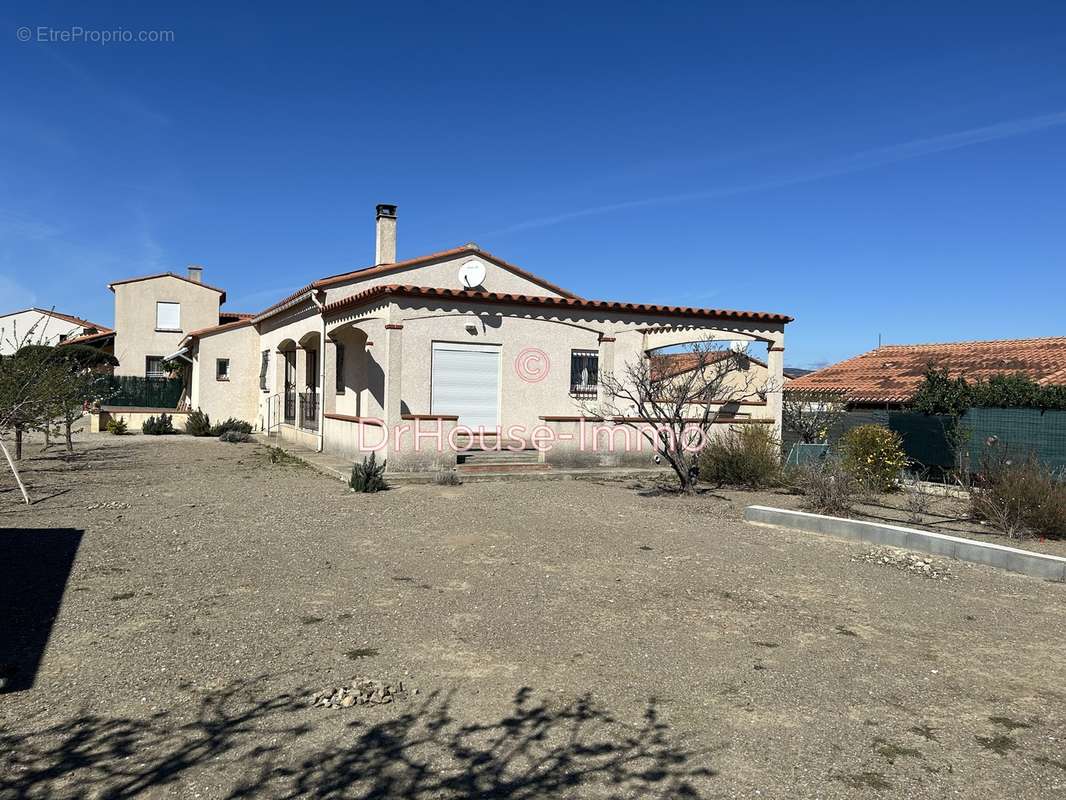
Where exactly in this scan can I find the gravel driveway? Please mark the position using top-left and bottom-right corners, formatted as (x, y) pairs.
(2, 436), (1064, 798)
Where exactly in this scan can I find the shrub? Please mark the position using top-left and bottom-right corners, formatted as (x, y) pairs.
(185, 409), (212, 436)
(141, 413), (176, 435)
(105, 417), (128, 435)
(219, 430), (251, 444)
(840, 424), (907, 492)
(349, 452), (387, 493)
(264, 445), (301, 466)
(697, 425), (782, 489)
(209, 417), (253, 437)
(971, 447), (1066, 539)
(434, 468), (462, 486)
(899, 471), (934, 524)
(790, 456), (862, 517)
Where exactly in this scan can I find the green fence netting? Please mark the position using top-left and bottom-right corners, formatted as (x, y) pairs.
(100, 375), (184, 408)
(963, 407), (1066, 473)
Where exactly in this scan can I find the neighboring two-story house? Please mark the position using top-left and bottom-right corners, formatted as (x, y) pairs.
(0, 308), (110, 354)
(107, 267), (238, 378)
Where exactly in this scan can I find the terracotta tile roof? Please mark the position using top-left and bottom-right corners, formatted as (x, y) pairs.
(786, 337), (1066, 404)
(107, 272), (226, 303)
(180, 318), (253, 344)
(650, 350), (768, 380)
(59, 329), (116, 346)
(322, 283), (793, 324)
(218, 311), (254, 323)
(30, 308), (112, 332)
(253, 245), (581, 322)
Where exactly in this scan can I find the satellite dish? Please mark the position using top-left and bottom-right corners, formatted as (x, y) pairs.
(458, 258), (487, 289)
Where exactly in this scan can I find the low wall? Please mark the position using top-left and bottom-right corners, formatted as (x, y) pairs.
(321, 413), (458, 473)
(538, 416), (773, 469)
(278, 423), (320, 450)
(744, 505), (1066, 581)
(91, 407), (189, 433)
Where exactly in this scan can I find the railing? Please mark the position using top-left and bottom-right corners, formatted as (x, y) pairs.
(283, 389), (296, 423)
(569, 383), (598, 399)
(300, 392), (319, 431)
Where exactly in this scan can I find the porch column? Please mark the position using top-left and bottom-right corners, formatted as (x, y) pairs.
(383, 323), (404, 429)
(598, 335), (615, 407)
(323, 338), (338, 415)
(295, 347), (308, 426)
(767, 342), (785, 438)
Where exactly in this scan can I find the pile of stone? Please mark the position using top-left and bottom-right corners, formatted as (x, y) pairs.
(853, 547), (953, 580)
(87, 501), (132, 510)
(311, 678), (405, 709)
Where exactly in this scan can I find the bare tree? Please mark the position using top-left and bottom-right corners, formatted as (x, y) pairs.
(584, 340), (774, 494)
(782, 389), (847, 444)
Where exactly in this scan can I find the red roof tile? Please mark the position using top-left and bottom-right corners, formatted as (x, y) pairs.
(650, 350), (768, 380)
(786, 337), (1066, 404)
(322, 284), (792, 324)
(107, 272), (226, 303)
(253, 245), (581, 321)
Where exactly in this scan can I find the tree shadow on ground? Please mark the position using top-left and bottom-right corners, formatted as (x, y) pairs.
(0, 528), (82, 693)
(0, 679), (716, 799)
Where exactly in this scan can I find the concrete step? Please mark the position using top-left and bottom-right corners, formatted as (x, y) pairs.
(458, 462), (552, 474)
(459, 450), (541, 464)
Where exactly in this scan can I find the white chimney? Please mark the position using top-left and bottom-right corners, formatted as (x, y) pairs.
(375, 204), (397, 264)
(187, 265), (204, 283)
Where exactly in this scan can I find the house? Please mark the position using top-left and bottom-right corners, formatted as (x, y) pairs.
(785, 337), (1066, 407)
(106, 266), (251, 379)
(168, 205), (791, 471)
(0, 308), (111, 354)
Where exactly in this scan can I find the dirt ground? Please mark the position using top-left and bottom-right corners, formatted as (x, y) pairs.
(2, 435), (1065, 799)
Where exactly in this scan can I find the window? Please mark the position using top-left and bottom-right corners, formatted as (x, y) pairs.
(335, 343), (346, 394)
(259, 350), (269, 390)
(156, 301), (181, 331)
(145, 356), (166, 378)
(306, 349), (318, 391)
(570, 350), (599, 397)
(216, 358), (230, 381)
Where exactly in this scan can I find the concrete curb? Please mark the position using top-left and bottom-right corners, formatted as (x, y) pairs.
(744, 505), (1066, 582)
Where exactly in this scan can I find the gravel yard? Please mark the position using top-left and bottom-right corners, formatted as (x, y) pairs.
(2, 436), (1065, 799)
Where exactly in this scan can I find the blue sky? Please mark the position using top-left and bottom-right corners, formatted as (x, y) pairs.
(2, 2), (1065, 368)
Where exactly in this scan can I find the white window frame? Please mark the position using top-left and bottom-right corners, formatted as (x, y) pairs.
(155, 301), (181, 332)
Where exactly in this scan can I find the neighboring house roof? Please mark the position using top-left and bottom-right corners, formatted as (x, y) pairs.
(254, 244), (582, 322)
(59, 330), (116, 347)
(650, 351), (768, 381)
(786, 337), (1066, 404)
(1, 307), (111, 333)
(322, 283), (793, 324)
(107, 272), (227, 303)
(180, 318), (254, 345)
(782, 367), (813, 380)
(218, 311), (255, 323)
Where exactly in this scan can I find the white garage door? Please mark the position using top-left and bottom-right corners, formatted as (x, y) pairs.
(431, 342), (500, 431)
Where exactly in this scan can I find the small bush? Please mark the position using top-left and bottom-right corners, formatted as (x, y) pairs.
(219, 430), (251, 444)
(141, 413), (176, 435)
(434, 468), (462, 486)
(185, 409), (212, 436)
(209, 417), (253, 437)
(899, 471), (934, 524)
(971, 447), (1066, 539)
(263, 445), (301, 466)
(790, 456), (862, 517)
(840, 424), (907, 492)
(697, 425), (782, 489)
(349, 452), (387, 493)
(105, 417), (128, 435)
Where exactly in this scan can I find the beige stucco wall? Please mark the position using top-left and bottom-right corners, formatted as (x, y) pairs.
(190, 324), (260, 426)
(320, 251), (568, 306)
(113, 276), (222, 376)
(0, 310), (91, 354)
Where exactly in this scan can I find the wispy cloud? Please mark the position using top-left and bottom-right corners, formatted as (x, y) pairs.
(490, 112), (1066, 235)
